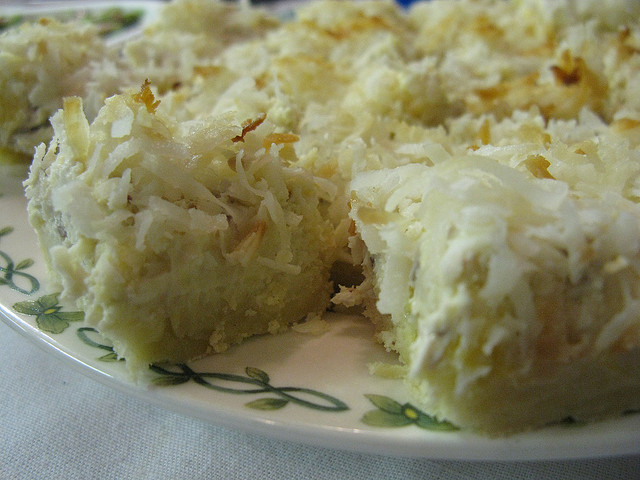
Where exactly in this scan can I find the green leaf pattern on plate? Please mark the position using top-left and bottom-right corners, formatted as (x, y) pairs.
(0, 226), (40, 295)
(150, 364), (350, 413)
(362, 394), (458, 431)
(245, 398), (290, 411)
(0, 7), (145, 37)
(13, 292), (84, 334)
(76, 327), (123, 362)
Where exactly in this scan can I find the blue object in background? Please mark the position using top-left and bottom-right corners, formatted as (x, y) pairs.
(396, 0), (422, 8)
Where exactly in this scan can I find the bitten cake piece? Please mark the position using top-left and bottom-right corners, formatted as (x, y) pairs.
(349, 111), (640, 434)
(24, 84), (337, 375)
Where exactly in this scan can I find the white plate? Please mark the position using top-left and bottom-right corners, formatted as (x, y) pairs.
(3, 165), (640, 462)
(1, 1), (640, 462)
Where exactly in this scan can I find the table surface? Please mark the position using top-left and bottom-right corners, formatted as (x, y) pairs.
(2, 319), (639, 480)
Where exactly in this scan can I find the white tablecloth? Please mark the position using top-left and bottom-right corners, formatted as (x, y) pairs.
(2, 320), (639, 480)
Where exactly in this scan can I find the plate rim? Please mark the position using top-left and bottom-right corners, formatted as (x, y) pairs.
(3, 295), (640, 462)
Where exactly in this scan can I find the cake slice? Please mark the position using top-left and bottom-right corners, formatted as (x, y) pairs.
(349, 112), (640, 434)
(0, 17), (128, 159)
(24, 83), (337, 375)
